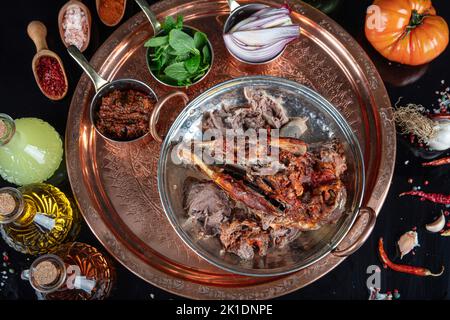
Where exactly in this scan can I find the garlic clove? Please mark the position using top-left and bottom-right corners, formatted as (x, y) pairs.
(426, 213), (446, 233)
(397, 231), (419, 259)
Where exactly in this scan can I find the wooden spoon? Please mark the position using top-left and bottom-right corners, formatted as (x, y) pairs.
(96, 0), (127, 27)
(58, 0), (91, 52)
(27, 21), (68, 100)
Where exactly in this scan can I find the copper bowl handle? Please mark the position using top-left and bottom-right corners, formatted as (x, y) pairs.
(150, 91), (189, 143)
(332, 207), (376, 257)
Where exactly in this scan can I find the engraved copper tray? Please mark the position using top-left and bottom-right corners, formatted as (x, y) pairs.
(66, 0), (396, 299)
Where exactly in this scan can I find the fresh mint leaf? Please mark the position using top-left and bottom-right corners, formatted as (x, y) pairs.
(162, 16), (176, 33)
(169, 29), (196, 54)
(174, 52), (191, 62)
(194, 31), (207, 49)
(144, 35), (168, 47)
(164, 62), (189, 81)
(184, 54), (200, 74)
(175, 15), (183, 29)
(202, 45), (211, 65)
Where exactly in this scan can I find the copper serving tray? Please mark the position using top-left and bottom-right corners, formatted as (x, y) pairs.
(66, 0), (396, 299)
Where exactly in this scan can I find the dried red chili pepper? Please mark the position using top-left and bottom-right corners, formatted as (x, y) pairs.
(400, 190), (450, 205)
(36, 56), (67, 98)
(378, 238), (444, 276)
(422, 156), (450, 167)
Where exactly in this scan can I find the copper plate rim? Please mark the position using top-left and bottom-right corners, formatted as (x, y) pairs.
(66, 0), (396, 299)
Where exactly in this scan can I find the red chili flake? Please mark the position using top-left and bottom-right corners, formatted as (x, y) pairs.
(409, 134), (415, 144)
(412, 226), (417, 231)
(446, 221), (450, 227)
(445, 211), (450, 216)
(424, 180), (429, 186)
(2, 255), (8, 262)
(407, 178), (413, 184)
(35, 56), (67, 98)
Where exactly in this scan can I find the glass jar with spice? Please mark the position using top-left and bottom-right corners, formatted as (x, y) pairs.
(0, 184), (81, 255)
(21, 242), (115, 300)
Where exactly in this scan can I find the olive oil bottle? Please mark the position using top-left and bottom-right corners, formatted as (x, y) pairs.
(0, 183), (80, 255)
(21, 242), (115, 300)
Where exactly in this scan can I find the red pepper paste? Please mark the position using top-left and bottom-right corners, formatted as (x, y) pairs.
(36, 56), (67, 98)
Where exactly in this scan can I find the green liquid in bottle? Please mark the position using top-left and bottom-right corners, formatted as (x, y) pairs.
(0, 114), (63, 185)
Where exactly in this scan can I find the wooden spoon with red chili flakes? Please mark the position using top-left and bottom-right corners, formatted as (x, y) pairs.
(27, 21), (68, 100)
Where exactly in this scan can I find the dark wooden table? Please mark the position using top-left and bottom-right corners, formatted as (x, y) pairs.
(1, 0), (449, 300)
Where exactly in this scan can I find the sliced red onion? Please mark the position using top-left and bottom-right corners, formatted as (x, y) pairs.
(224, 34), (297, 63)
(237, 13), (292, 31)
(230, 16), (258, 32)
(258, 8), (290, 18)
(230, 25), (299, 46)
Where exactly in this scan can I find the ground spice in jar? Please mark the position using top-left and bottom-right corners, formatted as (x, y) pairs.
(98, 0), (125, 26)
(36, 56), (67, 98)
(62, 4), (89, 50)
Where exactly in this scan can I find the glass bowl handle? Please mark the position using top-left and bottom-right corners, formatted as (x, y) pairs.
(150, 91), (189, 143)
(332, 207), (376, 257)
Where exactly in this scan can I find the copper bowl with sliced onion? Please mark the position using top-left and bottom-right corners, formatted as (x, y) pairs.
(150, 76), (376, 277)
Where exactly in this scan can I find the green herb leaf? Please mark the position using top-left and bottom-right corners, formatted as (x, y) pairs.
(194, 31), (207, 49)
(162, 16), (176, 33)
(175, 15), (183, 29)
(202, 45), (211, 65)
(169, 29), (196, 54)
(164, 62), (189, 81)
(144, 35), (168, 47)
(184, 54), (200, 74)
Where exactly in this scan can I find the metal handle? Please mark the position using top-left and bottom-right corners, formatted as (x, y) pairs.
(227, 0), (240, 11)
(134, 0), (162, 34)
(332, 207), (376, 257)
(150, 91), (189, 143)
(67, 45), (108, 92)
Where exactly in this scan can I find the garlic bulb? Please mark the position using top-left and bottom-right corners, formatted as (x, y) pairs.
(428, 120), (450, 151)
(394, 105), (450, 151)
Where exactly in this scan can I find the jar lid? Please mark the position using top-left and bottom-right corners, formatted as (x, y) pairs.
(0, 120), (6, 140)
(34, 260), (61, 287)
(0, 187), (24, 224)
(28, 254), (67, 293)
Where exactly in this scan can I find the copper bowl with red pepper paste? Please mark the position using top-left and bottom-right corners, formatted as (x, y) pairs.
(89, 79), (157, 143)
(95, 88), (155, 141)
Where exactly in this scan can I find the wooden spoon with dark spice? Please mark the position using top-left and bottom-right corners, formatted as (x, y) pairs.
(27, 21), (68, 100)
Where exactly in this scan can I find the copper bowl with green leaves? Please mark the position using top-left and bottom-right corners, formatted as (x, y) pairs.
(135, 0), (213, 88)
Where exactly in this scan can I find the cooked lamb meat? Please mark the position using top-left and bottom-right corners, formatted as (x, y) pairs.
(202, 88), (289, 132)
(184, 179), (231, 236)
(220, 220), (270, 260)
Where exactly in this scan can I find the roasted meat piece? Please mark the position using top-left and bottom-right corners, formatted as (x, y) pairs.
(220, 219), (270, 260)
(202, 88), (289, 132)
(184, 179), (231, 236)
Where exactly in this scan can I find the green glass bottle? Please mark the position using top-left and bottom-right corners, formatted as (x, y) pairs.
(0, 114), (63, 185)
